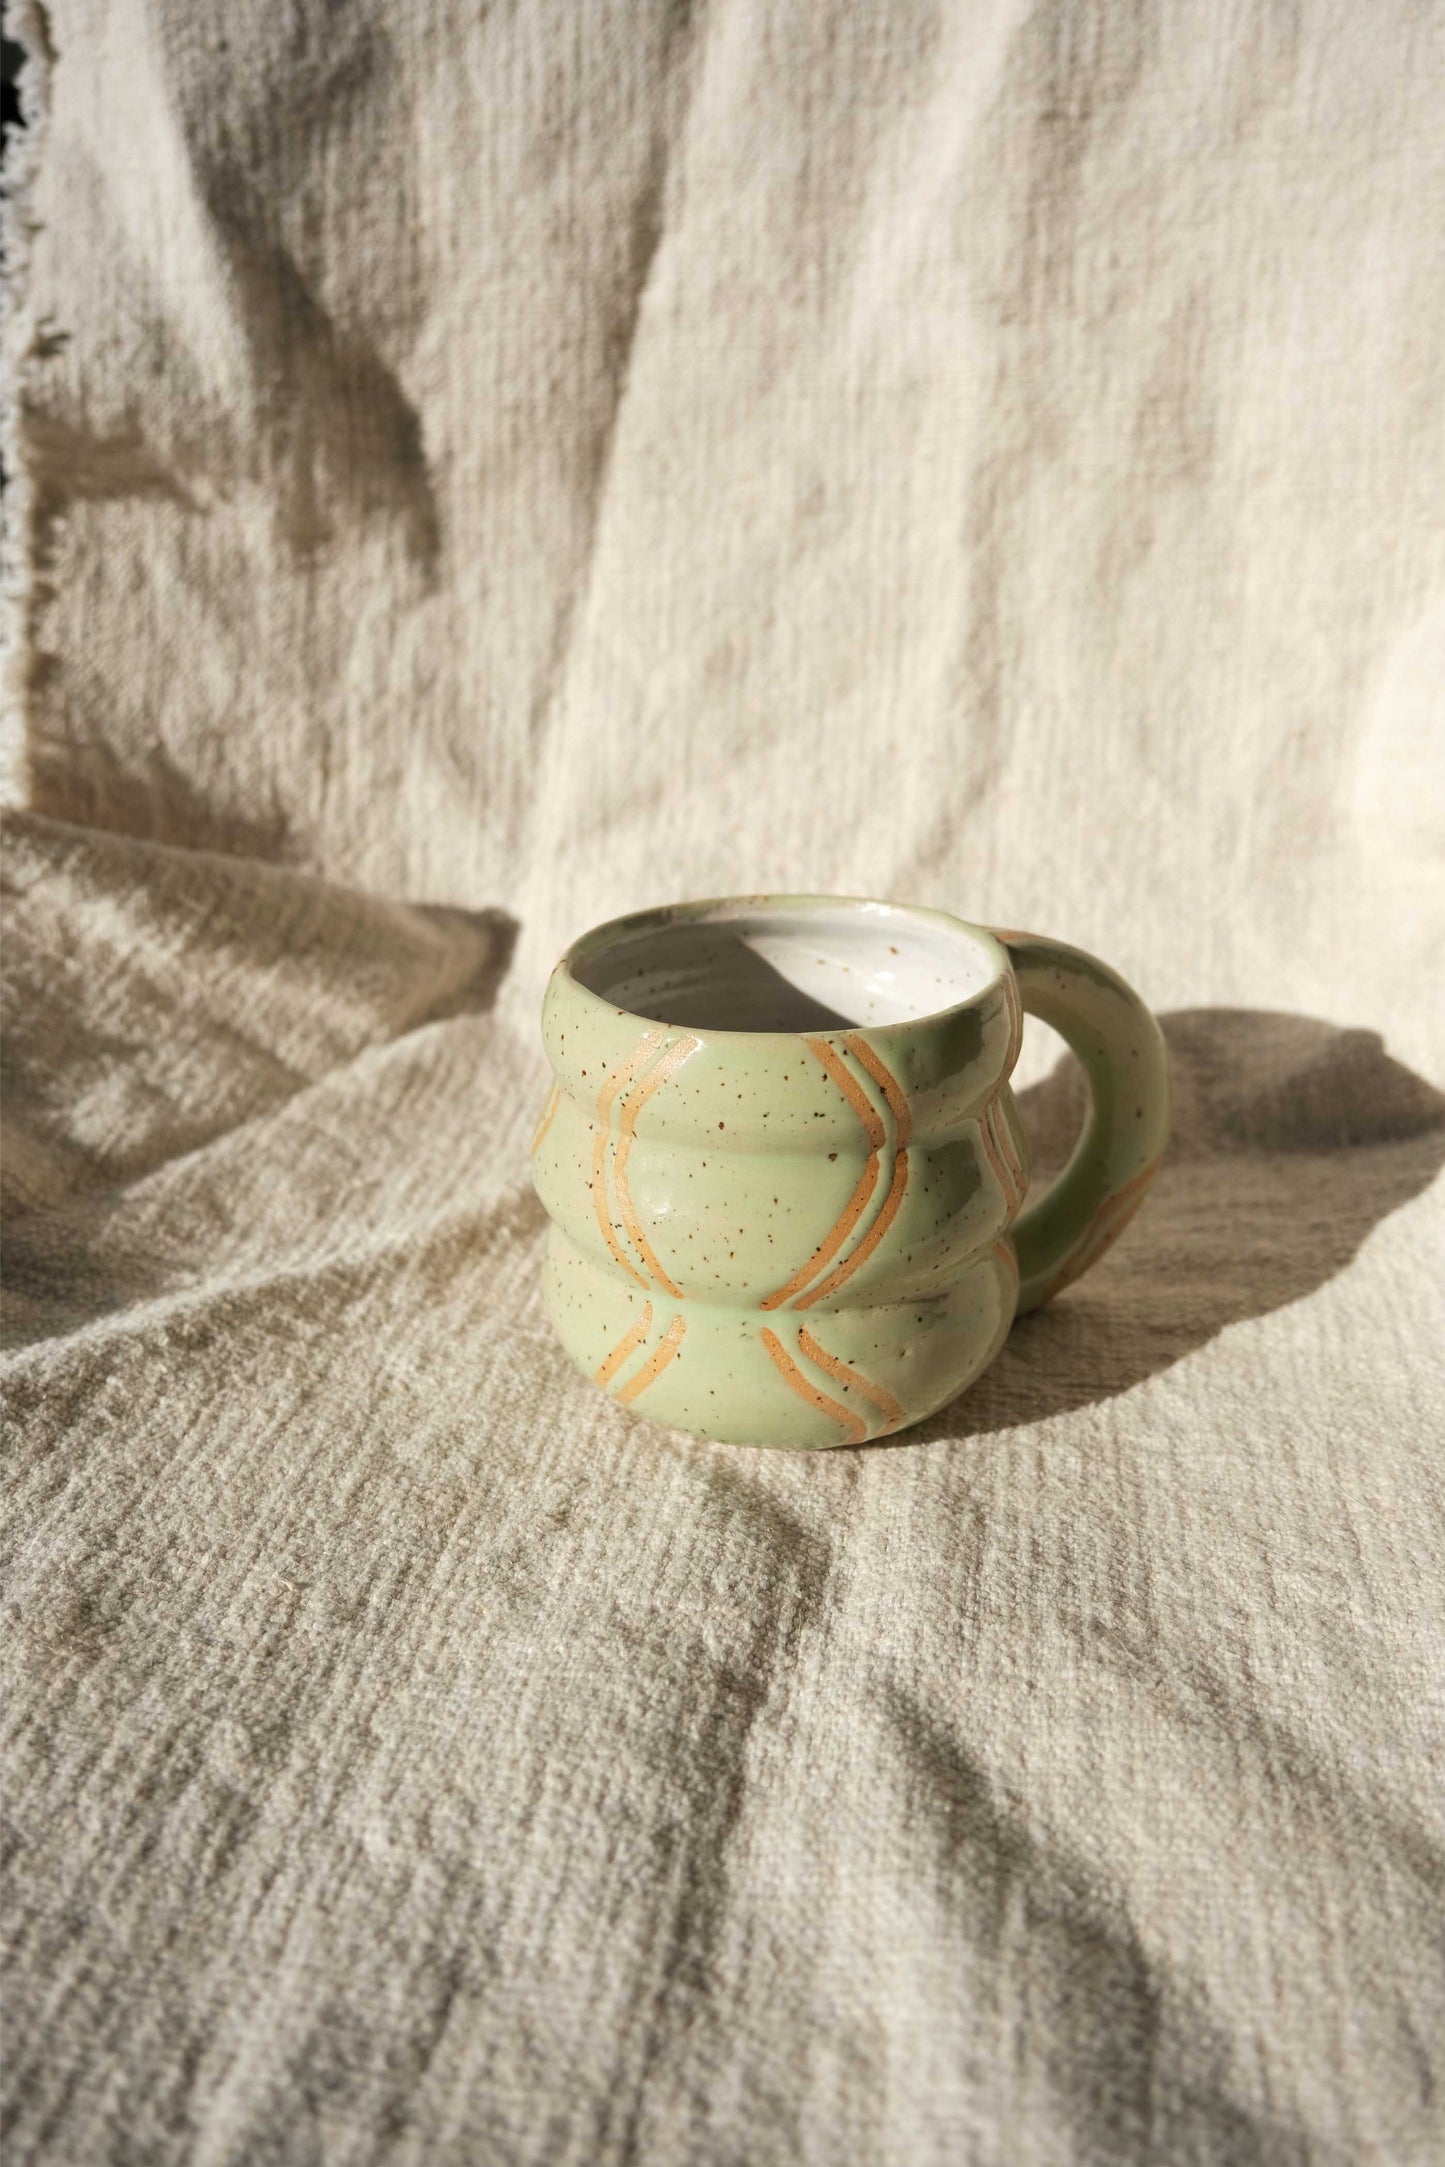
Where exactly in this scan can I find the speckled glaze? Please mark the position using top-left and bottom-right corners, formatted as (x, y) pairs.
(531, 897), (1169, 1449)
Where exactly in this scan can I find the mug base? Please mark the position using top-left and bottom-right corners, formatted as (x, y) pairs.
(544, 1232), (1018, 1449)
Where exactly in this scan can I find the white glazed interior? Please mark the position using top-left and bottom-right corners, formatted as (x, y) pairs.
(570, 901), (998, 1032)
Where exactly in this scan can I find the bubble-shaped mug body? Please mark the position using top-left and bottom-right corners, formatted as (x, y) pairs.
(531, 897), (1169, 1449)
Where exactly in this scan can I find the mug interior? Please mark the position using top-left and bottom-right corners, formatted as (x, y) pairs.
(569, 900), (998, 1033)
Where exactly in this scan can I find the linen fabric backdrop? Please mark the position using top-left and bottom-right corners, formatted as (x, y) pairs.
(4, 1), (1444, 2160)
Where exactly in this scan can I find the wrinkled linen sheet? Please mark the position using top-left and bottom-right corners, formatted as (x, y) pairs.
(3, 1), (1444, 2160)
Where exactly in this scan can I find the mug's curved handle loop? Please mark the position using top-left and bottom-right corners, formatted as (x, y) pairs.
(994, 931), (1170, 1316)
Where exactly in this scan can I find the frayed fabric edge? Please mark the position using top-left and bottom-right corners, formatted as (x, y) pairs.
(1, 0), (57, 804)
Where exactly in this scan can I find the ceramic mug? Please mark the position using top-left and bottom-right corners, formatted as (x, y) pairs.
(531, 896), (1168, 1449)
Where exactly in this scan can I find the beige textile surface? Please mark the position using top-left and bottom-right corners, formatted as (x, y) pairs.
(4, 0), (1445, 2160)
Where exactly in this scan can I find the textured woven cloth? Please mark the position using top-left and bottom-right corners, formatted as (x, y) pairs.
(4, 1), (1444, 2160)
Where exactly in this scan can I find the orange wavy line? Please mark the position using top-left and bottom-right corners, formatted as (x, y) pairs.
(841, 1035), (913, 1145)
(591, 1029), (668, 1288)
(531, 1080), (562, 1156)
(804, 1037), (885, 1148)
(1003, 971), (1024, 1075)
(1060, 1215), (1126, 1288)
(976, 1101), (1018, 1216)
(592, 1134), (651, 1287)
(595, 1302), (654, 1388)
(1055, 1158), (1160, 1288)
(992, 1091), (1025, 1189)
(993, 1236), (1020, 1286)
(759, 1036), (890, 1309)
(759, 1153), (880, 1311)
(615, 1313), (687, 1406)
(597, 1027), (669, 1123)
(991, 1100), (1025, 1208)
(761, 1327), (867, 1445)
(1085, 1158), (1160, 1244)
(796, 1325), (903, 1432)
(796, 1149), (910, 1310)
(613, 1034), (700, 1298)
(620, 1031), (701, 1126)
(984, 1102), (1009, 1203)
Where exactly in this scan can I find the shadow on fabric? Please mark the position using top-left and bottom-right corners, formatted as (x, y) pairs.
(0, 818), (521, 1349)
(908, 1008), (1445, 1444)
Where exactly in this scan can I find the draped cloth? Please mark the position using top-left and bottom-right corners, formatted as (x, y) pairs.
(4, 2), (1443, 2158)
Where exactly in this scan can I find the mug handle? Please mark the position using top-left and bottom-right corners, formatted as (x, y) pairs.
(993, 931), (1170, 1315)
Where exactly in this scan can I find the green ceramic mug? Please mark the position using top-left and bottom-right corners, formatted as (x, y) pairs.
(531, 896), (1168, 1449)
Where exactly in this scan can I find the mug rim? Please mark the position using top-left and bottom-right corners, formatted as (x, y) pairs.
(554, 891), (1012, 1046)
